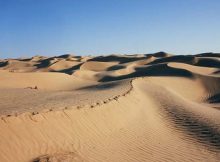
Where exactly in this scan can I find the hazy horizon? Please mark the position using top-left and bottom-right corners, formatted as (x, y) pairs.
(1, 0), (220, 58)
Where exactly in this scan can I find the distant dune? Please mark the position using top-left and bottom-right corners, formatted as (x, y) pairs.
(0, 52), (220, 162)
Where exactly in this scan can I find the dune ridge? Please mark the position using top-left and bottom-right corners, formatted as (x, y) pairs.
(0, 52), (220, 162)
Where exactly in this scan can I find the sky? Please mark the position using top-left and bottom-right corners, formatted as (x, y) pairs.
(0, 0), (220, 58)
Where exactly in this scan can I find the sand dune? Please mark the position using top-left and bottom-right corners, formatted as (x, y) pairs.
(0, 52), (220, 162)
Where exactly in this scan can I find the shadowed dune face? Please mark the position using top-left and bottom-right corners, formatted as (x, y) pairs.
(0, 52), (220, 162)
(208, 93), (220, 103)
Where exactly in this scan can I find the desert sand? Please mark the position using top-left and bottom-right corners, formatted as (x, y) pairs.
(0, 52), (219, 162)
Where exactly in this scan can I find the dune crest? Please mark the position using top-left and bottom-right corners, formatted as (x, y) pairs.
(0, 52), (220, 162)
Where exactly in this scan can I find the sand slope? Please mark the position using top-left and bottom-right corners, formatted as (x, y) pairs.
(0, 52), (220, 162)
